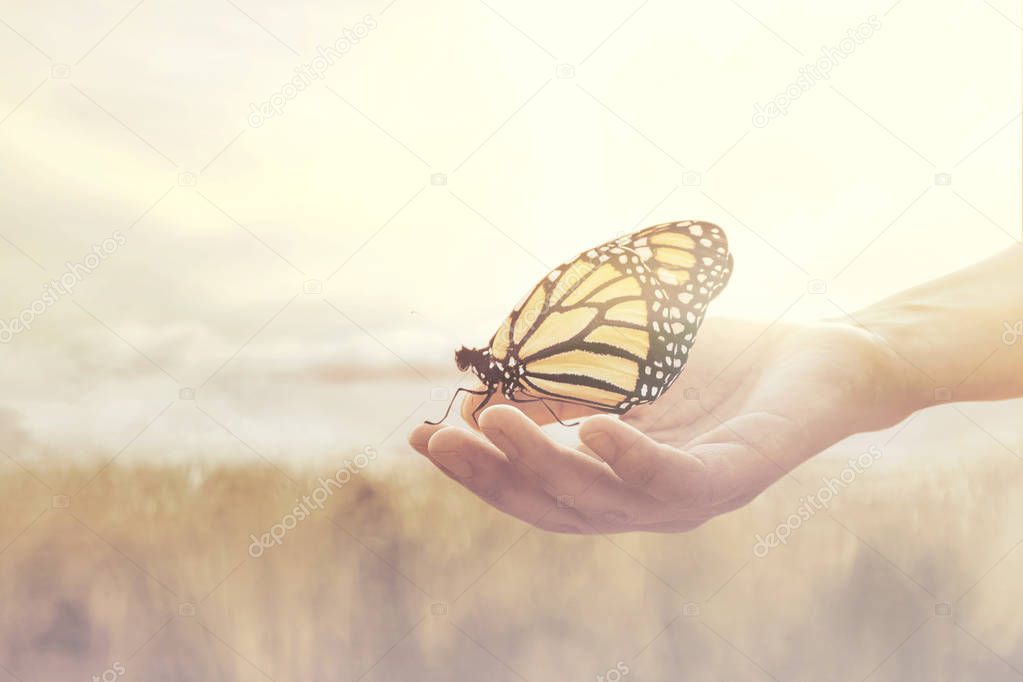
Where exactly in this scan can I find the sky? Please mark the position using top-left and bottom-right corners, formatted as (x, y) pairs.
(0, 0), (1019, 460)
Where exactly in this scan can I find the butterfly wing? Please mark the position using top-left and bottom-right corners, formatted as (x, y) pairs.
(489, 220), (733, 413)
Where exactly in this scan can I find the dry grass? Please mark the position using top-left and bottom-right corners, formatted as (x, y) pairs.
(1, 440), (1023, 682)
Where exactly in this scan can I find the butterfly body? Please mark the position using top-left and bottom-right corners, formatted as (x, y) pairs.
(431, 221), (733, 425)
(454, 346), (524, 399)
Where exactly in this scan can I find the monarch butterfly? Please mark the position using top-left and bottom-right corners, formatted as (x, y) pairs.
(428, 220), (733, 425)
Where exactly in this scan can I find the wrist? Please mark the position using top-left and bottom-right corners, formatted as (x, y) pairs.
(826, 316), (932, 428)
(840, 305), (938, 418)
(845, 247), (1023, 406)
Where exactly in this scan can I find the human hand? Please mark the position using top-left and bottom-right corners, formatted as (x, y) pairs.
(409, 318), (919, 533)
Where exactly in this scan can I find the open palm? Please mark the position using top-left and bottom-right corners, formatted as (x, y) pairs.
(409, 318), (910, 533)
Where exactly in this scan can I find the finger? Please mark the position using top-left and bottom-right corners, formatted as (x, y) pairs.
(426, 426), (592, 533)
(682, 412), (801, 508)
(460, 389), (602, 430)
(580, 415), (711, 505)
(479, 406), (664, 524)
(479, 406), (604, 491)
(690, 411), (806, 474)
(409, 422), (446, 456)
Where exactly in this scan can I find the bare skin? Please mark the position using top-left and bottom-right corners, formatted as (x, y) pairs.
(409, 246), (1023, 534)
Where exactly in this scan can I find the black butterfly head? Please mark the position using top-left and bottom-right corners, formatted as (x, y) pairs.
(454, 347), (472, 374)
(455, 345), (481, 372)
(455, 346), (497, 384)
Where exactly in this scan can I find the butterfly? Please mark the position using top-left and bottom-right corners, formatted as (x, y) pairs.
(428, 220), (733, 425)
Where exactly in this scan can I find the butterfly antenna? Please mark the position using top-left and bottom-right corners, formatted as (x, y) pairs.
(540, 399), (579, 427)
(425, 387), (490, 425)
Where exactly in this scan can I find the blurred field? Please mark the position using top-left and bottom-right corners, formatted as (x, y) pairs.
(2, 417), (1023, 682)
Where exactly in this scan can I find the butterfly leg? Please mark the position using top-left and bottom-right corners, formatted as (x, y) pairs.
(469, 388), (497, 426)
(425, 387), (492, 426)
(537, 399), (580, 427)
(507, 392), (581, 428)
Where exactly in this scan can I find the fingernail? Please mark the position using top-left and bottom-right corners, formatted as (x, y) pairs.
(431, 450), (473, 481)
(482, 427), (519, 460)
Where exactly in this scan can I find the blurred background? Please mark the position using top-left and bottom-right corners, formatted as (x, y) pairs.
(0, 0), (1020, 680)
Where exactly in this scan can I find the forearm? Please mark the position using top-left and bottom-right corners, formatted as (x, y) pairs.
(854, 246), (1023, 408)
